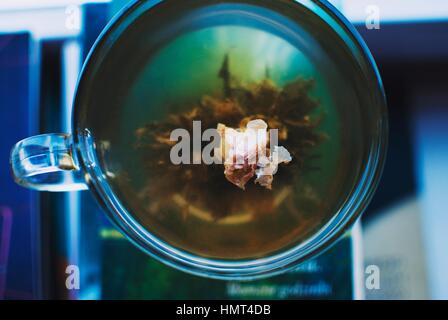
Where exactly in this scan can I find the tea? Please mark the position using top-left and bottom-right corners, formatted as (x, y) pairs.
(128, 60), (328, 259)
(81, 1), (367, 260)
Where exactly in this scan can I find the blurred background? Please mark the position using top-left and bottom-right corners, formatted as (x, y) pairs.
(0, 0), (447, 300)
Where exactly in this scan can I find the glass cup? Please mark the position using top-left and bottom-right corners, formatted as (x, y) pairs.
(10, 0), (388, 280)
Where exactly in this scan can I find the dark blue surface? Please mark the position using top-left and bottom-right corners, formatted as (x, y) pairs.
(0, 33), (39, 299)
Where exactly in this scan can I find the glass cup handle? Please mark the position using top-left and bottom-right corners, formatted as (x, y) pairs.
(10, 133), (88, 192)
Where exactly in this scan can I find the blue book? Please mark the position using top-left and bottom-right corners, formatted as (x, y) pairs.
(0, 32), (40, 300)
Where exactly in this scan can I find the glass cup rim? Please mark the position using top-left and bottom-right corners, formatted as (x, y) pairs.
(72, 0), (388, 280)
